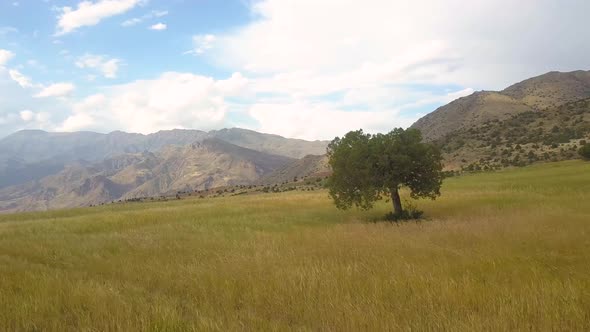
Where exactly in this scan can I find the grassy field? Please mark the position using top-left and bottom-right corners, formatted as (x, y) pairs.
(1, 160), (589, 331)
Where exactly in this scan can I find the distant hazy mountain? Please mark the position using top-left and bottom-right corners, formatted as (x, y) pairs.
(209, 128), (327, 159)
(0, 127), (331, 212)
(0, 138), (295, 212)
(411, 70), (590, 170)
(0, 129), (207, 164)
(0, 128), (329, 190)
(0, 158), (65, 189)
(0, 129), (207, 189)
(412, 70), (590, 141)
(0, 128), (327, 165)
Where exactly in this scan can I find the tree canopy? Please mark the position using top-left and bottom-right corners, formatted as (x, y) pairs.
(326, 128), (443, 217)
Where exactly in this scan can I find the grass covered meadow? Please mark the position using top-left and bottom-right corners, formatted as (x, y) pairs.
(0, 160), (589, 331)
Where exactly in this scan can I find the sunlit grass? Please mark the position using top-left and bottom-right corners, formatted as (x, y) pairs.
(1, 160), (589, 330)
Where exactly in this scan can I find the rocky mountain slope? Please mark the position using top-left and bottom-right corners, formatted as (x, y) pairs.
(259, 154), (330, 185)
(502, 70), (590, 109)
(0, 139), (295, 212)
(412, 70), (590, 141)
(439, 98), (589, 170)
(411, 70), (590, 170)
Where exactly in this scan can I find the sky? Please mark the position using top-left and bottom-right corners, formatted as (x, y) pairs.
(0, 0), (589, 140)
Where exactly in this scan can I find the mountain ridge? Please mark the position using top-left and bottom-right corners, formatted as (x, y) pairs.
(0, 138), (296, 212)
(411, 70), (590, 141)
(0, 127), (329, 191)
(0, 127), (329, 162)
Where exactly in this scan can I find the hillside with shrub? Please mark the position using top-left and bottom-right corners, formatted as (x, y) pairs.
(437, 98), (590, 170)
(411, 70), (590, 171)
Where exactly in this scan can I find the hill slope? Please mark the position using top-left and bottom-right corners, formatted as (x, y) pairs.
(502, 70), (590, 109)
(410, 70), (590, 170)
(412, 70), (590, 141)
(438, 98), (590, 170)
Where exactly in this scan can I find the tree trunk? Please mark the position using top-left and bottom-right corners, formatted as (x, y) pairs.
(391, 187), (403, 215)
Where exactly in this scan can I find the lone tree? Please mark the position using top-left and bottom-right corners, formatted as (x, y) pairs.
(326, 128), (443, 217)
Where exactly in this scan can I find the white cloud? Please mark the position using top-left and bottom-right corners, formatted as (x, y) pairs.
(213, 0), (590, 89)
(149, 23), (166, 31)
(196, 2), (492, 138)
(76, 54), (121, 78)
(35, 83), (75, 98)
(19, 110), (34, 122)
(0, 70), (68, 134)
(57, 112), (96, 132)
(35, 112), (51, 123)
(0, 49), (14, 66)
(18, 110), (51, 126)
(8, 69), (33, 88)
(58, 72), (247, 133)
(52, 69), (450, 139)
(189, 34), (216, 55)
(121, 17), (141, 27)
(214, 72), (248, 95)
(249, 102), (416, 141)
(55, 0), (143, 35)
(57, 93), (106, 132)
(122, 9), (168, 27)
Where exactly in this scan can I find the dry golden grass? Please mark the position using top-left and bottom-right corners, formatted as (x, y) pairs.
(0, 160), (589, 331)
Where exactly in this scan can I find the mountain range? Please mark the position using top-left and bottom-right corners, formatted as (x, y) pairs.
(1, 70), (589, 212)
(0, 128), (329, 212)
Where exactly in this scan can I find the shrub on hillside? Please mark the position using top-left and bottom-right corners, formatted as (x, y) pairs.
(578, 143), (590, 160)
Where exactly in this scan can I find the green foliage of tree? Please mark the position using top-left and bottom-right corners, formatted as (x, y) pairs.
(579, 143), (590, 160)
(326, 128), (443, 217)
